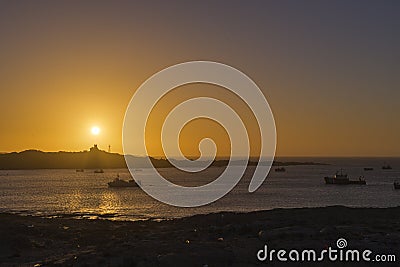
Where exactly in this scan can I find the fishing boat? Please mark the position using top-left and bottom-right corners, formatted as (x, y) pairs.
(363, 167), (373, 171)
(275, 167), (286, 172)
(76, 169), (84, 172)
(394, 181), (400, 190)
(94, 169), (104, 173)
(324, 170), (366, 185)
(382, 163), (392, 170)
(108, 174), (138, 188)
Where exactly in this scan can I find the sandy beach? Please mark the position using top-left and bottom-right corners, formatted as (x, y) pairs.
(1, 206), (399, 266)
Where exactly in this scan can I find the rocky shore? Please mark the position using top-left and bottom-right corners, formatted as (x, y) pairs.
(1, 206), (399, 266)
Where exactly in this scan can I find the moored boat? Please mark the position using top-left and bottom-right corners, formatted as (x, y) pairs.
(394, 182), (400, 190)
(363, 167), (373, 171)
(275, 167), (286, 172)
(324, 170), (366, 185)
(108, 175), (138, 188)
(382, 163), (392, 170)
(94, 169), (104, 173)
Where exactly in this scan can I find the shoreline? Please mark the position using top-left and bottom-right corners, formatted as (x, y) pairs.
(3, 203), (400, 222)
(1, 206), (399, 266)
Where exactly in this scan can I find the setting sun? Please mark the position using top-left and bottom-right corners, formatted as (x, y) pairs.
(91, 126), (100, 135)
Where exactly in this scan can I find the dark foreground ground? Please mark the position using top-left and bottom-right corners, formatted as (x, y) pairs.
(1, 206), (399, 266)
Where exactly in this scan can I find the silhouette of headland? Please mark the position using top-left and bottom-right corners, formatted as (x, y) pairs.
(0, 145), (327, 170)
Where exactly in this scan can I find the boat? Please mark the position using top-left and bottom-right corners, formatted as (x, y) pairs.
(363, 167), (373, 171)
(382, 162), (392, 170)
(394, 182), (400, 190)
(108, 175), (138, 188)
(94, 169), (104, 173)
(324, 170), (366, 185)
(275, 167), (286, 172)
(76, 169), (84, 172)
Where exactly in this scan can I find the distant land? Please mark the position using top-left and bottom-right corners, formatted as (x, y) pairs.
(0, 145), (328, 170)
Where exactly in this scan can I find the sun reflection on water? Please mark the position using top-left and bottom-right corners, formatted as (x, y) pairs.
(65, 188), (123, 218)
(98, 191), (121, 215)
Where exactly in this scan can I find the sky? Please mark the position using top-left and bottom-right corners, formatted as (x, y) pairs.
(0, 0), (399, 157)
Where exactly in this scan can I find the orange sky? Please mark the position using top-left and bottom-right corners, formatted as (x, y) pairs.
(0, 1), (399, 157)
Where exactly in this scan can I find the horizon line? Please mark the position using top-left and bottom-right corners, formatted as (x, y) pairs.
(0, 148), (399, 158)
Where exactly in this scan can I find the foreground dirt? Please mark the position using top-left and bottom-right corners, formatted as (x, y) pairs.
(1, 206), (399, 266)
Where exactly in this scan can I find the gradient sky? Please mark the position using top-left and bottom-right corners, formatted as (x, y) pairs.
(0, 0), (399, 157)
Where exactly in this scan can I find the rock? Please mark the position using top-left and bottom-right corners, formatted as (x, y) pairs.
(258, 230), (268, 241)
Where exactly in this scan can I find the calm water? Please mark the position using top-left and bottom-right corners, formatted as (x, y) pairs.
(0, 158), (400, 221)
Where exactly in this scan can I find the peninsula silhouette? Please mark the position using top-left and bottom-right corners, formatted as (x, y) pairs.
(0, 145), (327, 170)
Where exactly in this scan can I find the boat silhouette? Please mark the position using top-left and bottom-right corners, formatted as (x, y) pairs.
(108, 174), (138, 188)
(382, 162), (392, 170)
(324, 170), (366, 185)
(394, 181), (400, 190)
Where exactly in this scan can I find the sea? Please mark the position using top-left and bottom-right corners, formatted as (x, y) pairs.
(0, 158), (399, 221)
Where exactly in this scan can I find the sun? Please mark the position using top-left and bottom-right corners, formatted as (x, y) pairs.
(91, 126), (100, 135)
